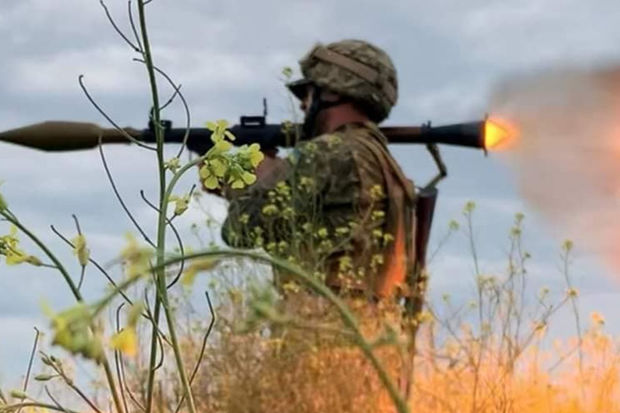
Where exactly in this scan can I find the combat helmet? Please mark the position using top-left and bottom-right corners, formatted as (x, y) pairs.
(288, 39), (398, 123)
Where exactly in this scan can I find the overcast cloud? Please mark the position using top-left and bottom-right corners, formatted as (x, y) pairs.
(1, 0), (619, 384)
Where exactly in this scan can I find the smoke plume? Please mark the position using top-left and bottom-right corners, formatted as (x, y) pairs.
(490, 64), (620, 275)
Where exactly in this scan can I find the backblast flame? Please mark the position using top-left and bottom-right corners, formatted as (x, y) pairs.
(484, 118), (516, 150)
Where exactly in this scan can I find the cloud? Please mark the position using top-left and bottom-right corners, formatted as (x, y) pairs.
(6, 46), (145, 95)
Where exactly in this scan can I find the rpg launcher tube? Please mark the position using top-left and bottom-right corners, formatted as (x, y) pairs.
(382, 121), (486, 149)
(0, 120), (488, 153)
(140, 120), (488, 154)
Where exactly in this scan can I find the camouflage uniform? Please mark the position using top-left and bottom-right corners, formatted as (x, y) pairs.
(222, 120), (415, 299)
(223, 40), (416, 299)
(219, 121), (415, 412)
(218, 40), (419, 411)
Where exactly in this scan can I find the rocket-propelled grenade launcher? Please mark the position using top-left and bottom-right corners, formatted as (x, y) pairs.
(0, 115), (509, 154)
(0, 110), (511, 315)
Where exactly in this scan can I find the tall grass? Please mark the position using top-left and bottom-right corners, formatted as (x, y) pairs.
(167, 207), (620, 413)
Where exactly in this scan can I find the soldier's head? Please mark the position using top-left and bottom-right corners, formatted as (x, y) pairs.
(288, 39), (398, 135)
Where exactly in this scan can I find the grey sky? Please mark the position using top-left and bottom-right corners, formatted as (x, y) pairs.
(1, 0), (619, 386)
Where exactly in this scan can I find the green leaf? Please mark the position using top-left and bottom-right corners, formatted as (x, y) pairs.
(0, 193), (7, 211)
(9, 390), (27, 400)
(34, 374), (56, 382)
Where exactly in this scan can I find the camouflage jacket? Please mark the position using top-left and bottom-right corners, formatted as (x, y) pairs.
(222, 122), (415, 298)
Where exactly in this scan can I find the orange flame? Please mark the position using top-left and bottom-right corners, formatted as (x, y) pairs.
(484, 117), (517, 150)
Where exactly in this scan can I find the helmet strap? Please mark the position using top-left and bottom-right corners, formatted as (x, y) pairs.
(302, 86), (345, 138)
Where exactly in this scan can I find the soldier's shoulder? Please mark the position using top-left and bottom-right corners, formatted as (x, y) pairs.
(292, 123), (385, 167)
(305, 123), (379, 149)
(293, 132), (352, 164)
(302, 132), (348, 151)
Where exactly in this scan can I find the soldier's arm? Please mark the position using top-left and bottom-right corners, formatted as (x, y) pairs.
(221, 154), (291, 248)
(221, 135), (352, 249)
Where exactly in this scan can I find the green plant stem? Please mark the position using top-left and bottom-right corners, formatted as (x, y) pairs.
(561, 246), (585, 402)
(144, 278), (163, 413)
(0, 402), (81, 413)
(142, 111), (205, 413)
(464, 208), (484, 412)
(53, 365), (104, 413)
(92, 249), (410, 413)
(1, 210), (80, 300)
(16, 328), (40, 413)
(0, 210), (125, 413)
(135, 0), (166, 409)
(135, 2), (197, 412)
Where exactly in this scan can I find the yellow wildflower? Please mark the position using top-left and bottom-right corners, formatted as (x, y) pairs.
(49, 303), (104, 363)
(463, 201), (476, 214)
(369, 185), (384, 201)
(261, 204), (279, 216)
(416, 310), (434, 324)
(110, 328), (137, 357)
(164, 157), (181, 173)
(247, 143), (264, 167)
(71, 234), (90, 267)
(120, 234), (153, 279)
(371, 210), (385, 221)
(1, 225), (41, 266)
(169, 194), (191, 216)
(590, 311), (605, 326)
(181, 258), (218, 288)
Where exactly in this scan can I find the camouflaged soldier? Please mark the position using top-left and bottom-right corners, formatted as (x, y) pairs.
(222, 39), (416, 300)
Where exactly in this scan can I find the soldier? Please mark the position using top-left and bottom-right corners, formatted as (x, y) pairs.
(220, 39), (416, 302)
(211, 39), (418, 412)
